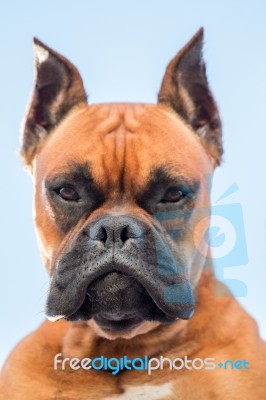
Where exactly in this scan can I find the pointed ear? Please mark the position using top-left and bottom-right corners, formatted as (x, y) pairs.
(21, 38), (87, 168)
(158, 28), (223, 165)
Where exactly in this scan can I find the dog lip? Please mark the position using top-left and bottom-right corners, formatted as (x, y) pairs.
(94, 314), (143, 332)
(97, 312), (138, 321)
(46, 263), (195, 322)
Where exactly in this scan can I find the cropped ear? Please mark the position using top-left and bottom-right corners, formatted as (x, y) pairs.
(158, 28), (222, 165)
(21, 38), (87, 168)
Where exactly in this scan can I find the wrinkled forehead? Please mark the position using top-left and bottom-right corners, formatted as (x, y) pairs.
(34, 103), (213, 189)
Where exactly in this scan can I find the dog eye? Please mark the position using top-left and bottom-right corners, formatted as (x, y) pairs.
(56, 187), (80, 202)
(161, 187), (184, 203)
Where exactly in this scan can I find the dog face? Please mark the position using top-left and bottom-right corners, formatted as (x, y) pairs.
(21, 29), (222, 339)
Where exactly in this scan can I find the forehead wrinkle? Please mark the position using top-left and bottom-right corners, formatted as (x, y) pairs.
(118, 104), (149, 200)
(97, 106), (128, 197)
(98, 104), (144, 200)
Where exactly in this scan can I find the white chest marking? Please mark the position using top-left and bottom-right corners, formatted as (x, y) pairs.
(106, 383), (173, 400)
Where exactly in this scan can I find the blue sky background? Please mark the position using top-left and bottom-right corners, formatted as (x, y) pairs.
(1, 1), (266, 365)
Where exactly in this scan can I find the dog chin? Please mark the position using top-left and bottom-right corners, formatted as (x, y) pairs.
(88, 318), (161, 340)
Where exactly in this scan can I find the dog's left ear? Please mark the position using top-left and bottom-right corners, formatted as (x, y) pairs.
(158, 28), (222, 165)
(21, 38), (87, 169)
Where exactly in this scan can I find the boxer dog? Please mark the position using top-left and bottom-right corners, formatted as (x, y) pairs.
(1, 28), (265, 399)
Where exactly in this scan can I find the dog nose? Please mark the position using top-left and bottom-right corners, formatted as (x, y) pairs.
(88, 216), (143, 246)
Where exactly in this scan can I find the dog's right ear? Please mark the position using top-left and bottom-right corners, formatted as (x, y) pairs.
(21, 39), (87, 169)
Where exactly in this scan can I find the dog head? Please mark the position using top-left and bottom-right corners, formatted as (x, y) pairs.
(21, 28), (222, 339)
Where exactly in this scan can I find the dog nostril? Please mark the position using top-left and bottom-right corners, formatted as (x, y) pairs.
(97, 227), (108, 243)
(120, 226), (130, 243)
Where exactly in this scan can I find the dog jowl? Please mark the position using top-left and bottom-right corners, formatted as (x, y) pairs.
(21, 28), (222, 339)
